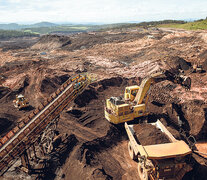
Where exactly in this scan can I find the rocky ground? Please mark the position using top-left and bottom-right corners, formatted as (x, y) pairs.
(0, 27), (207, 180)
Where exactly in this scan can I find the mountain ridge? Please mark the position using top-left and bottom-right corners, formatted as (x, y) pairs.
(0, 22), (58, 30)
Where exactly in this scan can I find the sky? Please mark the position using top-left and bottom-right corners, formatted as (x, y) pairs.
(0, 0), (206, 24)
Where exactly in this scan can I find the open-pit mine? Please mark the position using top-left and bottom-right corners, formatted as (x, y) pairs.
(0, 27), (207, 180)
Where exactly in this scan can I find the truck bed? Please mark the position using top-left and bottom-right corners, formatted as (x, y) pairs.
(125, 120), (192, 159)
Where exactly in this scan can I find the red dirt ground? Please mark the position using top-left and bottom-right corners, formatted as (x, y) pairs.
(1, 28), (207, 179)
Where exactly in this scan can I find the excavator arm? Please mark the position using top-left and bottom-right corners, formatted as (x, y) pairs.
(134, 71), (191, 105)
(134, 77), (152, 105)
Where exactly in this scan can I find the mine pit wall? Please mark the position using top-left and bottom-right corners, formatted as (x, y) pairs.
(146, 78), (207, 142)
(74, 76), (136, 107)
(64, 123), (127, 179)
(164, 100), (207, 141)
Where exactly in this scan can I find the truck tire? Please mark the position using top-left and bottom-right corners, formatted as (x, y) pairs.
(138, 162), (148, 180)
(128, 141), (136, 160)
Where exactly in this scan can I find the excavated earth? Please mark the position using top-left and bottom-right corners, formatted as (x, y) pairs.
(133, 123), (170, 146)
(0, 27), (207, 179)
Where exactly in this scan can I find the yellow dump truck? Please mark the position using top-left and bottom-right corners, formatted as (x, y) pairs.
(125, 120), (192, 180)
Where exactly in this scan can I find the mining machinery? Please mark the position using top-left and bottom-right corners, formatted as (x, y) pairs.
(13, 94), (29, 110)
(104, 70), (191, 124)
(0, 74), (91, 175)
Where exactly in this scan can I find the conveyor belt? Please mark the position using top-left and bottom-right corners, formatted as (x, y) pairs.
(0, 74), (90, 175)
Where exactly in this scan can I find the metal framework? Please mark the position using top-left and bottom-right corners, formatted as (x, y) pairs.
(0, 74), (91, 175)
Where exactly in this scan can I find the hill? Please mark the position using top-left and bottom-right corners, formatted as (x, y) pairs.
(28, 22), (57, 28)
(97, 20), (186, 31)
(0, 22), (98, 34)
(0, 23), (22, 30)
(158, 18), (207, 30)
(0, 22), (58, 30)
(0, 19), (206, 35)
(0, 29), (39, 39)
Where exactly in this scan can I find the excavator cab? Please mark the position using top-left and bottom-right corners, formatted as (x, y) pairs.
(13, 94), (29, 110)
(124, 85), (139, 101)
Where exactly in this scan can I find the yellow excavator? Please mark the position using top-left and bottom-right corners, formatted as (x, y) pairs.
(104, 70), (191, 124)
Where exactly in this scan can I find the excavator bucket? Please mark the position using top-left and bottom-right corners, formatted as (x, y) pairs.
(164, 70), (191, 90)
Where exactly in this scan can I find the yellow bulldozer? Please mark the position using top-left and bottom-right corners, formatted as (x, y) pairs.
(104, 70), (191, 124)
(13, 94), (29, 110)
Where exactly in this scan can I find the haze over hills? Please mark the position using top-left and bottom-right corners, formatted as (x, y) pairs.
(0, 19), (197, 30)
(0, 21), (134, 35)
(0, 18), (206, 39)
(0, 21), (113, 30)
(0, 22), (58, 30)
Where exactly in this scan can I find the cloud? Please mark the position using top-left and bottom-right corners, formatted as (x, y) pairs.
(0, 0), (206, 23)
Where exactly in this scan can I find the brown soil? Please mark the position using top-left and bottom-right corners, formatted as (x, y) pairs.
(1, 28), (207, 179)
(0, 37), (38, 52)
(133, 123), (170, 146)
(31, 35), (71, 50)
(201, 52), (207, 71)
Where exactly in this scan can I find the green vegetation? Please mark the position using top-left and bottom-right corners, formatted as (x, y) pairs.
(0, 30), (39, 39)
(98, 20), (186, 31)
(136, 20), (186, 27)
(158, 18), (207, 30)
(99, 19), (207, 31)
